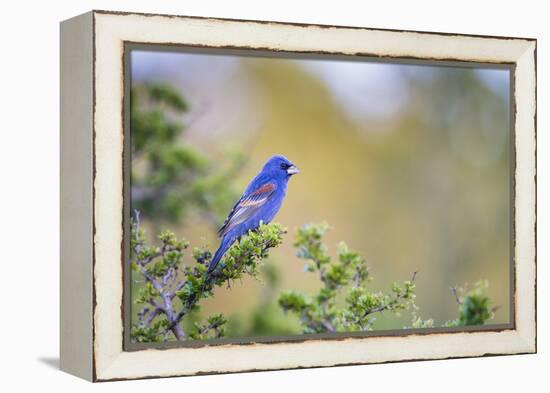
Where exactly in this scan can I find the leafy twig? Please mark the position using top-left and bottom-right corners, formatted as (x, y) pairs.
(130, 211), (285, 342)
(279, 223), (417, 333)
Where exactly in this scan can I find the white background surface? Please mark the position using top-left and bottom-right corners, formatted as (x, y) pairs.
(0, 0), (545, 391)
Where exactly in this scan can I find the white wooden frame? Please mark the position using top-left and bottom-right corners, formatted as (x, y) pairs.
(60, 10), (536, 382)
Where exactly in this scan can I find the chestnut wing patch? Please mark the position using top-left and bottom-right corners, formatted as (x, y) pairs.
(217, 182), (277, 238)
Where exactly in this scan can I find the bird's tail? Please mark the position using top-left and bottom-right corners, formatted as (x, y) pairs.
(207, 237), (233, 274)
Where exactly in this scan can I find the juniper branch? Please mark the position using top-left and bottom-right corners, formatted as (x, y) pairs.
(130, 211), (285, 342)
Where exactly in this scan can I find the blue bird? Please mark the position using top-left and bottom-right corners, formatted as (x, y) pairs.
(208, 155), (300, 273)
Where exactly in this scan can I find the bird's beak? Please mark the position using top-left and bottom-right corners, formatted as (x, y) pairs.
(287, 165), (300, 175)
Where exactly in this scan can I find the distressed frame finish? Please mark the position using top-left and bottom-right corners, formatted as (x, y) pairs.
(60, 10), (537, 382)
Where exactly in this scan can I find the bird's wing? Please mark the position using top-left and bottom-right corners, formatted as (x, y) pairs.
(217, 182), (277, 238)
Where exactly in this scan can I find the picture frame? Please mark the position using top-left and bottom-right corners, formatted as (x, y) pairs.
(60, 10), (537, 382)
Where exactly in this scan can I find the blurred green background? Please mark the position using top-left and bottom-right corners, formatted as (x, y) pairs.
(130, 49), (511, 337)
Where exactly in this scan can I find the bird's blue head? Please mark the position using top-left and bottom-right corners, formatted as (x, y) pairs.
(262, 155), (300, 180)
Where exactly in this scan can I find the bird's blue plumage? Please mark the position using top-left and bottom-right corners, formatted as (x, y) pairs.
(208, 155), (299, 273)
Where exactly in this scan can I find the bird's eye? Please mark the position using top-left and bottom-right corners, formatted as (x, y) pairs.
(280, 163), (290, 170)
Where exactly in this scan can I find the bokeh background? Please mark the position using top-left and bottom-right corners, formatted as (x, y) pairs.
(130, 49), (511, 337)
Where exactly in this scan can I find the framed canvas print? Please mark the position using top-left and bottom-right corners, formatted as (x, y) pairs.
(60, 10), (537, 382)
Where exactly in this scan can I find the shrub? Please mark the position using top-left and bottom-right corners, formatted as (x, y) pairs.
(130, 211), (285, 342)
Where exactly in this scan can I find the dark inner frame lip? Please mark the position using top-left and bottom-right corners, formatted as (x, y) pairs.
(121, 41), (517, 352)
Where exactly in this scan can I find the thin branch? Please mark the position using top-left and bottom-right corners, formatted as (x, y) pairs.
(320, 319), (336, 332)
(132, 210), (187, 340)
(361, 271), (418, 318)
(137, 307), (150, 326)
(450, 286), (462, 305)
(141, 307), (163, 328)
(132, 212), (284, 342)
(490, 305), (501, 314)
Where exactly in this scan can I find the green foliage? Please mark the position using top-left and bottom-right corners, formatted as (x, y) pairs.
(279, 223), (417, 333)
(280, 223), (497, 333)
(131, 318), (170, 343)
(130, 83), (245, 224)
(189, 314), (228, 340)
(444, 281), (495, 327)
(409, 310), (435, 329)
(131, 215), (497, 342)
(130, 212), (286, 342)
